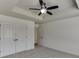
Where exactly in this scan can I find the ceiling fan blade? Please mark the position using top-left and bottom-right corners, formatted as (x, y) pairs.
(29, 8), (40, 10)
(39, 0), (44, 6)
(47, 5), (59, 10)
(47, 11), (53, 15)
(38, 12), (42, 16)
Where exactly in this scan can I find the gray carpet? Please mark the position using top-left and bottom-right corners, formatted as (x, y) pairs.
(3, 46), (79, 58)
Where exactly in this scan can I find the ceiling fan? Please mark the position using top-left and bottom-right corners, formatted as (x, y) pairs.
(29, 0), (59, 16)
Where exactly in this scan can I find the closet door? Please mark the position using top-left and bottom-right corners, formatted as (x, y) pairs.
(1, 23), (15, 57)
(13, 23), (27, 53)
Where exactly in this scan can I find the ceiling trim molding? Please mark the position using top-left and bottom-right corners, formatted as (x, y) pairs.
(12, 7), (43, 20)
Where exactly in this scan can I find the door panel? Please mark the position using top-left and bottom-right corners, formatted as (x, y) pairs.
(1, 23), (15, 57)
(13, 23), (27, 53)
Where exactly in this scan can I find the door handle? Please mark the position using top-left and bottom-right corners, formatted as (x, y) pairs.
(14, 39), (18, 42)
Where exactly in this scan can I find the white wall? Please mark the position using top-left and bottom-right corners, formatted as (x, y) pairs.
(40, 16), (79, 56)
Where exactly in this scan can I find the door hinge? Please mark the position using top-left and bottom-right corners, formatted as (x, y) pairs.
(0, 24), (1, 26)
(0, 37), (1, 40)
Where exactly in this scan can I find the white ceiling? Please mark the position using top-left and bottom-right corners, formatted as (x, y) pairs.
(0, 0), (19, 12)
(0, 0), (78, 23)
(18, 0), (74, 10)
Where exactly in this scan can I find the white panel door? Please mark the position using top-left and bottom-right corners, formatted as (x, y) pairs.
(13, 23), (27, 53)
(1, 23), (15, 57)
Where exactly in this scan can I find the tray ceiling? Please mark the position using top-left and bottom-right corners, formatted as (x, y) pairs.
(0, 0), (78, 23)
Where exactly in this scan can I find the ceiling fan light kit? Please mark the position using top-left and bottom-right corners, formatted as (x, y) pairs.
(41, 8), (47, 14)
(29, 0), (59, 16)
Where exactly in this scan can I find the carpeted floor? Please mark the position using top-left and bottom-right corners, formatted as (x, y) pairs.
(3, 46), (79, 58)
